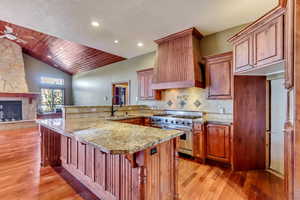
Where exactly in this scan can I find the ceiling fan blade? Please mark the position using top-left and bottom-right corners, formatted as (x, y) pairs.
(6, 34), (17, 40)
(4, 26), (13, 34)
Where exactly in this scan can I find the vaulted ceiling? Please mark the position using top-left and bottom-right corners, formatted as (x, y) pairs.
(0, 0), (278, 74)
(0, 0), (278, 60)
(0, 21), (125, 75)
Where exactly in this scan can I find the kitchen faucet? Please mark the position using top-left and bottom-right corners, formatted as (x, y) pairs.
(111, 96), (123, 116)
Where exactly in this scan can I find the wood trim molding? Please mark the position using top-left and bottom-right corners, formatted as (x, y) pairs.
(203, 51), (233, 61)
(0, 92), (39, 98)
(228, 6), (286, 43)
(293, 1), (300, 199)
(136, 68), (154, 73)
(154, 27), (203, 44)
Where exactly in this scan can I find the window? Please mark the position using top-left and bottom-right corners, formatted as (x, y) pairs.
(41, 77), (64, 86)
(40, 88), (64, 113)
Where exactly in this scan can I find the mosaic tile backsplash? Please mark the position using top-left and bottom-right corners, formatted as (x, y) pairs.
(138, 87), (233, 115)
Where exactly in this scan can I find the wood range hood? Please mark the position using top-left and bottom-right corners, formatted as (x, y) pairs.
(152, 27), (205, 90)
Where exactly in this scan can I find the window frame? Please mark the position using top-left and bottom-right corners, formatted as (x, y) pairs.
(39, 87), (65, 113)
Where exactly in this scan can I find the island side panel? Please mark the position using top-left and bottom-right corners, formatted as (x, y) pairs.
(144, 138), (179, 200)
(40, 125), (61, 167)
(60, 134), (140, 200)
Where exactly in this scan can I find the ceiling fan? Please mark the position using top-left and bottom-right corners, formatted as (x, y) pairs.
(0, 26), (32, 44)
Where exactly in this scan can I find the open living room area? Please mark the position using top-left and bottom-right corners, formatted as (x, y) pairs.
(0, 0), (299, 199)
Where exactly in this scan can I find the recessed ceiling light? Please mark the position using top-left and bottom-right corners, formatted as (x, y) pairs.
(60, 47), (63, 50)
(91, 21), (100, 27)
(137, 42), (144, 47)
(114, 40), (119, 44)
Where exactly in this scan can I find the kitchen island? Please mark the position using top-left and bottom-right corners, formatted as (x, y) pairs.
(37, 118), (183, 200)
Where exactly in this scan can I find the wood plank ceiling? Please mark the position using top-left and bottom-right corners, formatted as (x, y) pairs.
(0, 20), (126, 75)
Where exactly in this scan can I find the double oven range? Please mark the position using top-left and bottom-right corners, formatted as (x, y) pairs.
(150, 110), (204, 156)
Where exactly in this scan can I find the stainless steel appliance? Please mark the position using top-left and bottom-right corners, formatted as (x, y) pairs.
(150, 110), (204, 156)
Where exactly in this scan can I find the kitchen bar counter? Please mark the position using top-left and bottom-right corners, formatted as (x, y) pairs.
(37, 117), (182, 200)
(37, 117), (182, 154)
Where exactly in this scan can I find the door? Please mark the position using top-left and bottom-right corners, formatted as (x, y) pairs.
(206, 124), (230, 163)
(270, 78), (286, 174)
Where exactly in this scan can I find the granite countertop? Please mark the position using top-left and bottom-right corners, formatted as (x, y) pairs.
(37, 118), (183, 155)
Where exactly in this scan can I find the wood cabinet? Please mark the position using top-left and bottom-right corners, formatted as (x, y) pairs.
(137, 68), (161, 100)
(193, 123), (205, 162)
(205, 123), (231, 163)
(205, 52), (233, 99)
(234, 35), (253, 72)
(229, 8), (285, 74)
(253, 15), (284, 66)
(152, 28), (205, 90)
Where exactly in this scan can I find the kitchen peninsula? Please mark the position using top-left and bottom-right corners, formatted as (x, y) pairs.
(37, 117), (183, 200)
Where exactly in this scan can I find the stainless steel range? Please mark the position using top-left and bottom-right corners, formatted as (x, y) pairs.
(150, 110), (204, 156)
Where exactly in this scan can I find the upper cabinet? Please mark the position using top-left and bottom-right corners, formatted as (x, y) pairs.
(253, 15), (284, 66)
(205, 52), (233, 99)
(234, 35), (253, 72)
(229, 8), (285, 75)
(152, 28), (205, 90)
(137, 68), (161, 100)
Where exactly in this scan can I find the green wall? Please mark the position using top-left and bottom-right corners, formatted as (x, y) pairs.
(73, 52), (155, 106)
(72, 24), (247, 107)
(200, 24), (249, 57)
(24, 54), (73, 105)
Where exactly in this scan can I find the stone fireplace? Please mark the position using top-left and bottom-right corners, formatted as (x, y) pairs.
(0, 39), (38, 129)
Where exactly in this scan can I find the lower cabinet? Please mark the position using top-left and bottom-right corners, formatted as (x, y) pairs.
(193, 123), (206, 162)
(206, 123), (231, 163)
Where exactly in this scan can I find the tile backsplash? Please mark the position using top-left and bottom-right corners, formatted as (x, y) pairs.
(139, 87), (233, 114)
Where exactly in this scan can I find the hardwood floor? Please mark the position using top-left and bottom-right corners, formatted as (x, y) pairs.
(0, 127), (99, 200)
(0, 128), (284, 200)
(178, 159), (284, 200)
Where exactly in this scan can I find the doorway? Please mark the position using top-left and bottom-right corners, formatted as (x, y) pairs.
(112, 81), (130, 106)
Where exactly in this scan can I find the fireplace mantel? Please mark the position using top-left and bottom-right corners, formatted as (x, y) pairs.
(0, 92), (39, 104)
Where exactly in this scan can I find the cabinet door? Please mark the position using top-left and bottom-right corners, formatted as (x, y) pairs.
(147, 71), (154, 98)
(206, 124), (230, 163)
(193, 125), (205, 162)
(138, 71), (147, 99)
(233, 35), (253, 73)
(137, 68), (161, 100)
(206, 53), (233, 99)
(253, 15), (284, 67)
